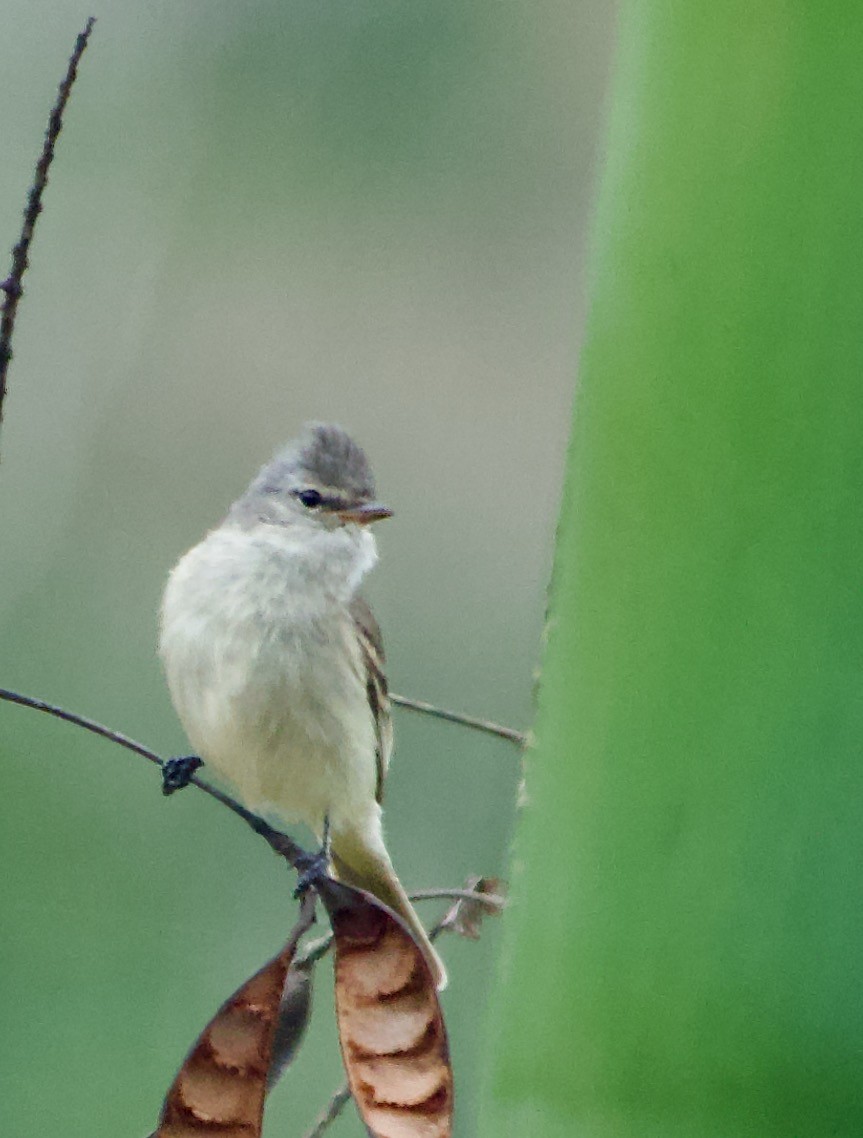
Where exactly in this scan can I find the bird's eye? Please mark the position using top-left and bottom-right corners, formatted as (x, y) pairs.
(296, 488), (323, 508)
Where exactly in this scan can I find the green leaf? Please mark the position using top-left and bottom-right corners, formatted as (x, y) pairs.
(479, 4), (863, 1135)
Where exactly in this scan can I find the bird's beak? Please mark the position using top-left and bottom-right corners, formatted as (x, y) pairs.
(337, 501), (394, 526)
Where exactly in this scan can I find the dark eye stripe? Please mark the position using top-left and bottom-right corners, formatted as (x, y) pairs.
(293, 487), (350, 511)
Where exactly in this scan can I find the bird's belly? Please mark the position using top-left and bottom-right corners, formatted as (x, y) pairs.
(163, 603), (377, 834)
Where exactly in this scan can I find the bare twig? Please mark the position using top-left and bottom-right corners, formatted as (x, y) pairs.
(390, 691), (526, 746)
(302, 1085), (353, 1138)
(0, 684), (504, 1138)
(293, 931), (333, 969)
(0, 17), (96, 429)
(409, 886), (506, 910)
(292, 886), (504, 970)
(0, 685), (522, 762)
(0, 685), (158, 764)
(0, 684), (519, 877)
(0, 685), (304, 866)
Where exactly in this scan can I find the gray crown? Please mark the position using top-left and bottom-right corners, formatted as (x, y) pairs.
(255, 422), (376, 499)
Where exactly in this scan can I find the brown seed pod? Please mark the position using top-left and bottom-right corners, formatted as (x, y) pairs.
(318, 878), (453, 1138)
(155, 894), (315, 1138)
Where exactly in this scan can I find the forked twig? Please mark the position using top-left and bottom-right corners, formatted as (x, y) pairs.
(291, 884), (504, 970)
(410, 885), (506, 909)
(0, 17), (96, 428)
(1, 684), (507, 1136)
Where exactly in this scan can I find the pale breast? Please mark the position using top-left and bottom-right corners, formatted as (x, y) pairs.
(159, 525), (379, 829)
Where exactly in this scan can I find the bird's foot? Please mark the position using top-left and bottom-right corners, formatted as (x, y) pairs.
(293, 816), (332, 897)
(161, 754), (204, 796)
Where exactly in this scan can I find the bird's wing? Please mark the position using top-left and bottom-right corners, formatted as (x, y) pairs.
(350, 595), (393, 804)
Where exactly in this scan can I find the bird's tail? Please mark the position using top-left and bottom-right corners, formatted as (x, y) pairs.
(331, 835), (448, 991)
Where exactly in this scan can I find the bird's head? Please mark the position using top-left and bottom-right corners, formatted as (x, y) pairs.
(232, 423), (393, 532)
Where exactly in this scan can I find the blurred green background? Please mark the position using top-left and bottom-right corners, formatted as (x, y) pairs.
(0, 3), (614, 1135)
(478, 4), (863, 1135)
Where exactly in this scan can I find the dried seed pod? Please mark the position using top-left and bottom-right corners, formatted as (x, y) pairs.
(318, 879), (453, 1138)
(155, 895), (314, 1138)
(267, 957), (314, 1090)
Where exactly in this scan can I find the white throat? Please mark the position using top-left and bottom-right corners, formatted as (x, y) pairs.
(181, 515), (378, 619)
(255, 518), (378, 602)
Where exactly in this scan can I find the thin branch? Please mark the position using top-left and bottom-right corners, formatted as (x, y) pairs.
(302, 1086), (353, 1138)
(0, 682), (503, 1137)
(292, 886), (504, 970)
(0, 686), (305, 866)
(0, 686), (161, 765)
(0, 685), (522, 873)
(0, 17), (96, 429)
(0, 683), (517, 890)
(409, 886), (506, 910)
(0, 685), (523, 765)
(390, 691), (526, 746)
(293, 931), (334, 970)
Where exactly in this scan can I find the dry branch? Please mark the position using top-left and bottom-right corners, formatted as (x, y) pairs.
(390, 693), (526, 747)
(0, 691), (506, 1137)
(0, 17), (96, 429)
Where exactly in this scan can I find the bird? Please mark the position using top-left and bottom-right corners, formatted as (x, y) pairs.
(158, 422), (447, 989)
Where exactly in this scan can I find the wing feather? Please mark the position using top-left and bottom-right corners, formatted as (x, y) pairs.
(349, 596), (392, 804)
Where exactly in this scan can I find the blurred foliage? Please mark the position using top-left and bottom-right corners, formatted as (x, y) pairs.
(0, 2), (613, 1136)
(479, 2), (863, 1135)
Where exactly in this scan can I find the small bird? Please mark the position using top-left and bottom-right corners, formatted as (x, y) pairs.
(159, 423), (446, 989)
